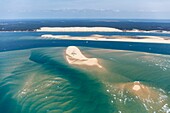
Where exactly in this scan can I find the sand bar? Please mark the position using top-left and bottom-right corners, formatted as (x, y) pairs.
(41, 34), (170, 44)
(37, 27), (122, 32)
(65, 46), (102, 68)
(36, 27), (170, 34)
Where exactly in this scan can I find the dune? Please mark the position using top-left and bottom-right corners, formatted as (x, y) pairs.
(37, 27), (122, 32)
(36, 27), (170, 34)
(65, 46), (102, 68)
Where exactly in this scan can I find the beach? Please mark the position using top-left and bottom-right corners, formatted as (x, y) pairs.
(36, 27), (122, 32)
(36, 27), (170, 34)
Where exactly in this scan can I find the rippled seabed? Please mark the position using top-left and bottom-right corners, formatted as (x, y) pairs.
(0, 47), (170, 113)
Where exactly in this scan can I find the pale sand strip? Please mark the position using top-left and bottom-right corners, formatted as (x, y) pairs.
(65, 46), (102, 68)
(37, 27), (122, 32)
(36, 27), (170, 34)
(41, 34), (170, 44)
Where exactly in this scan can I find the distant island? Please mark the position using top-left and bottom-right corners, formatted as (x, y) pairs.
(36, 27), (170, 33)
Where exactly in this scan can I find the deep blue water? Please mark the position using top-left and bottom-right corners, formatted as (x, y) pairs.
(1, 19), (170, 31)
(0, 19), (170, 55)
(1, 39), (170, 55)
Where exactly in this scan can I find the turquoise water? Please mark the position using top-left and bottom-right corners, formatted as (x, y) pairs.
(1, 19), (170, 113)
(0, 47), (170, 113)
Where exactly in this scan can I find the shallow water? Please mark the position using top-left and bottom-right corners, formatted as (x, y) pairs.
(0, 47), (170, 113)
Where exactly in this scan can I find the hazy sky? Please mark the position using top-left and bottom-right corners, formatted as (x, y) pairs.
(0, 0), (170, 19)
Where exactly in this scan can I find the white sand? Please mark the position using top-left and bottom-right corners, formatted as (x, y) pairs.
(36, 27), (170, 34)
(37, 27), (122, 32)
(41, 34), (170, 44)
(65, 46), (102, 68)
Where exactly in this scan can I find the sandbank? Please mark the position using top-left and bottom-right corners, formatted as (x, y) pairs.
(65, 46), (102, 68)
(36, 27), (170, 34)
(37, 27), (122, 32)
(41, 34), (170, 44)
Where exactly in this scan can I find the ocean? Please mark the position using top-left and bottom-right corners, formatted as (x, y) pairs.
(1, 19), (170, 31)
(0, 19), (170, 113)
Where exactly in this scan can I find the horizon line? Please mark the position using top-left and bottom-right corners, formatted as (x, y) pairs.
(1, 18), (170, 20)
